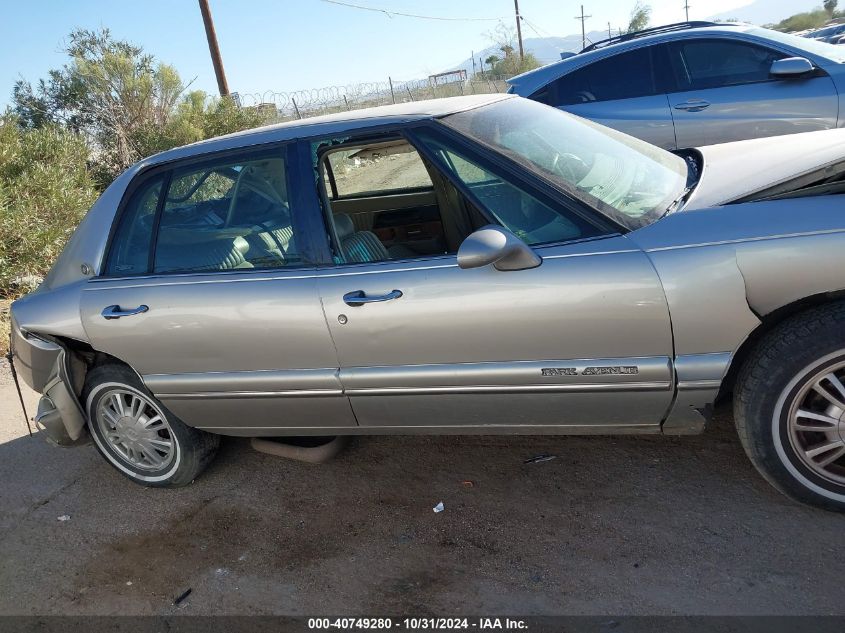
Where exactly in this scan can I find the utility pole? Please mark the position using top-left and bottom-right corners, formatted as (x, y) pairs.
(574, 5), (592, 50)
(198, 0), (230, 97)
(471, 51), (476, 76)
(607, 21), (612, 38)
(513, 0), (525, 60)
(684, 1), (690, 21)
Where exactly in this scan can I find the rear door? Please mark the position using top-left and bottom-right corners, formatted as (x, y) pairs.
(80, 143), (356, 434)
(667, 38), (839, 147)
(532, 45), (677, 149)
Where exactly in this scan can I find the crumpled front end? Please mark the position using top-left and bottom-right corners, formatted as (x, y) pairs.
(9, 312), (89, 447)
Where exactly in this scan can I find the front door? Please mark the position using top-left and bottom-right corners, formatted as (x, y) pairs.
(666, 38), (839, 147)
(308, 130), (675, 431)
(80, 144), (356, 434)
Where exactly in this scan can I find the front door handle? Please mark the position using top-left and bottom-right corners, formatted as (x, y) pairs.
(674, 99), (710, 112)
(101, 304), (149, 320)
(342, 289), (403, 307)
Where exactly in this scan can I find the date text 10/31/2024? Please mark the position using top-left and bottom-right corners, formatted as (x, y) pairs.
(307, 618), (529, 630)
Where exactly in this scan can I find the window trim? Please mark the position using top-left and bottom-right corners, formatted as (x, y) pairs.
(99, 141), (316, 280)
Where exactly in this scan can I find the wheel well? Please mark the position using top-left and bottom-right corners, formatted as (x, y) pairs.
(718, 290), (845, 401)
(54, 337), (134, 397)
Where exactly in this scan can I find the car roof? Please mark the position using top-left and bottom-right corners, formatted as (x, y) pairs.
(507, 23), (756, 94)
(145, 94), (512, 167)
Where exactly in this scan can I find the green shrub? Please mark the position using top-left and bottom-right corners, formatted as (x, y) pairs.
(768, 9), (836, 32)
(0, 115), (98, 297)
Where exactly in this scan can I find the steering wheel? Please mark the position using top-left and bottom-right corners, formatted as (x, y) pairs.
(551, 152), (590, 183)
(575, 90), (596, 103)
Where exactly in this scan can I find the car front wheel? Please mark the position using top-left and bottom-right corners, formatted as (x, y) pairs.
(82, 363), (219, 487)
(735, 302), (845, 511)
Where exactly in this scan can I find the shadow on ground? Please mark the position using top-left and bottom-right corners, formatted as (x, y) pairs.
(1, 397), (843, 616)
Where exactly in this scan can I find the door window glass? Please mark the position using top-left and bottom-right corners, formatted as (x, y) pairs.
(153, 155), (302, 274)
(533, 47), (657, 106)
(413, 130), (599, 246)
(104, 176), (164, 275)
(669, 40), (784, 91)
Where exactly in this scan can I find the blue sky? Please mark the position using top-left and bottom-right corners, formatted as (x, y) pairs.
(0, 0), (817, 108)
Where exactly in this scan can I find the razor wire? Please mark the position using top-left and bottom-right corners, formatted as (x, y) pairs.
(232, 76), (511, 123)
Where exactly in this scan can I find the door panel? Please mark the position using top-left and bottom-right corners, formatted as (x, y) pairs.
(317, 236), (675, 429)
(670, 77), (839, 147)
(329, 190), (445, 256)
(563, 96), (677, 149)
(80, 270), (357, 432)
(665, 38), (839, 147)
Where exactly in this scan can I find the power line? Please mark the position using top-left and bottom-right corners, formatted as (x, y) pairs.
(320, 0), (504, 22)
(520, 14), (554, 39)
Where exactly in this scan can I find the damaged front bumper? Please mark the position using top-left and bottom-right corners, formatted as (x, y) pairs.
(9, 314), (89, 447)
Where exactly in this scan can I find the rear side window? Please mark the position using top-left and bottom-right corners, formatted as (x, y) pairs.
(668, 40), (785, 91)
(105, 149), (305, 276)
(104, 176), (164, 275)
(532, 47), (658, 106)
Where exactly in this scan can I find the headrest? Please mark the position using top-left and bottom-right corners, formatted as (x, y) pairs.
(334, 213), (355, 240)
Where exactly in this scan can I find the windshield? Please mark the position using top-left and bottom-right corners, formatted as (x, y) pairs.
(752, 27), (845, 62)
(441, 98), (688, 230)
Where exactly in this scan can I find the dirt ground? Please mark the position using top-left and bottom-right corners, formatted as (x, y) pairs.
(1, 357), (844, 616)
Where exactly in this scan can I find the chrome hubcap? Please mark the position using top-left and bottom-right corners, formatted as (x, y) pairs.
(96, 389), (174, 471)
(787, 362), (845, 485)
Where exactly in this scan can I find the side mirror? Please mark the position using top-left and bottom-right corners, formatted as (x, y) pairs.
(457, 225), (541, 271)
(770, 57), (814, 78)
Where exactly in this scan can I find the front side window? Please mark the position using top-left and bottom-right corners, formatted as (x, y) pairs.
(534, 47), (658, 106)
(669, 39), (785, 91)
(412, 130), (596, 246)
(441, 97), (688, 229)
(105, 149), (304, 276)
(314, 136), (487, 265)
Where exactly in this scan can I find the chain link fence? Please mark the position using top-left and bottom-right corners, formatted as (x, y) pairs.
(232, 76), (511, 123)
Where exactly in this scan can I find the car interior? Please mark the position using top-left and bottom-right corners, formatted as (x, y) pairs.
(316, 137), (489, 264)
(315, 135), (590, 264)
(149, 157), (302, 274)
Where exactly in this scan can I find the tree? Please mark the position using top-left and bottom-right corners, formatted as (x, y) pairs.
(0, 114), (98, 295)
(824, 0), (838, 17)
(12, 28), (184, 183)
(626, 2), (652, 33)
(482, 22), (541, 77)
(11, 28), (272, 186)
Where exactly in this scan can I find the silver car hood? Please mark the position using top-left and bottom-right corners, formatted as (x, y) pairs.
(683, 128), (845, 211)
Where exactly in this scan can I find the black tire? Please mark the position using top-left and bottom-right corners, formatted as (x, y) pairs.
(735, 301), (845, 512)
(82, 363), (219, 487)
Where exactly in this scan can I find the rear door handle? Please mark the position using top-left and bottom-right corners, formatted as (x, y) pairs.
(674, 100), (710, 112)
(101, 304), (149, 320)
(343, 290), (403, 307)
